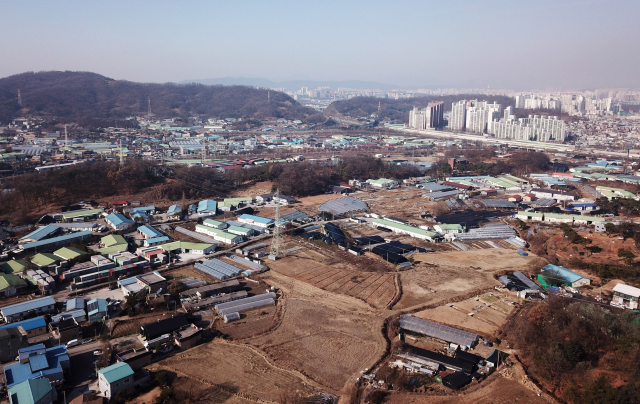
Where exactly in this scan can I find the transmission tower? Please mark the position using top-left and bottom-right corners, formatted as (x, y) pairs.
(269, 189), (284, 258)
(17, 89), (22, 107)
(147, 97), (151, 116)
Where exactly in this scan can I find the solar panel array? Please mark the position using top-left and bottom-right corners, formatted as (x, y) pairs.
(319, 197), (367, 215)
(194, 263), (228, 280)
(400, 314), (478, 347)
(175, 226), (219, 245)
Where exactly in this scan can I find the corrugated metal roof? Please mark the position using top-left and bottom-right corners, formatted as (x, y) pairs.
(138, 225), (162, 238)
(0, 316), (46, 332)
(19, 225), (59, 242)
(0, 297), (55, 317)
(28, 354), (49, 372)
(98, 362), (134, 384)
(21, 231), (92, 250)
(400, 315), (478, 347)
(319, 197), (367, 215)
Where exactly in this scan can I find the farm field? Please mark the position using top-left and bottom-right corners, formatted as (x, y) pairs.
(382, 374), (550, 404)
(253, 270), (388, 393)
(396, 249), (545, 310)
(147, 340), (316, 403)
(216, 301), (280, 340)
(267, 246), (397, 309)
(412, 291), (516, 337)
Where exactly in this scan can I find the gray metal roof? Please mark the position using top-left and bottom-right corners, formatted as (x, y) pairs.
(512, 271), (545, 292)
(319, 197), (367, 215)
(399, 314), (478, 347)
(280, 210), (310, 222)
(481, 199), (517, 208)
(175, 226), (219, 245)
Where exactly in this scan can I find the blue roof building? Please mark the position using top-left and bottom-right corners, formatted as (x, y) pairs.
(0, 317), (47, 337)
(8, 377), (53, 404)
(21, 231), (92, 251)
(87, 299), (108, 322)
(237, 214), (274, 228)
(540, 264), (591, 288)
(137, 225), (162, 239)
(0, 297), (56, 323)
(197, 200), (217, 215)
(105, 213), (134, 230)
(131, 211), (149, 222)
(144, 236), (170, 247)
(167, 205), (182, 215)
(18, 225), (60, 243)
(4, 344), (69, 388)
(131, 206), (155, 213)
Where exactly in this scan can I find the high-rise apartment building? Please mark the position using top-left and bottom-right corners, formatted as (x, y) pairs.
(449, 100), (467, 131)
(493, 115), (565, 142)
(408, 102), (444, 129)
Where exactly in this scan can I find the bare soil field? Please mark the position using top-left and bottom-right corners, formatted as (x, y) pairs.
(396, 249), (545, 310)
(147, 340), (316, 403)
(267, 246), (397, 309)
(165, 264), (220, 284)
(252, 270), (388, 393)
(382, 374), (551, 404)
(412, 291), (516, 337)
(216, 302), (279, 340)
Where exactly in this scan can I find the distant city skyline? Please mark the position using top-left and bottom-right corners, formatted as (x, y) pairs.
(1, 0), (639, 90)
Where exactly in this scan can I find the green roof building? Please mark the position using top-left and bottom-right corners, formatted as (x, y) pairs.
(53, 247), (86, 261)
(97, 362), (134, 400)
(0, 260), (28, 275)
(30, 254), (59, 267)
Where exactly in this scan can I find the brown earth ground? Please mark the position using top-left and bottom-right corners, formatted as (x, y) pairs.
(396, 249), (546, 310)
(250, 269), (388, 394)
(147, 340), (318, 403)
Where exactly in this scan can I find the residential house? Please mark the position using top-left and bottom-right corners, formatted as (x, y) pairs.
(87, 299), (108, 322)
(4, 344), (69, 388)
(0, 328), (29, 363)
(137, 225), (162, 240)
(611, 283), (640, 309)
(173, 324), (202, 349)
(166, 205), (182, 220)
(49, 318), (81, 344)
(8, 378), (53, 404)
(0, 317), (48, 338)
(97, 362), (134, 400)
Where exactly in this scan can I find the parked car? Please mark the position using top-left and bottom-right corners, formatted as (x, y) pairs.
(66, 339), (79, 348)
(93, 350), (103, 356)
(81, 339), (93, 345)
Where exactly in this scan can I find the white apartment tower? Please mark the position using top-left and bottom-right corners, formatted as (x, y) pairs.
(408, 102), (444, 129)
(449, 100), (467, 131)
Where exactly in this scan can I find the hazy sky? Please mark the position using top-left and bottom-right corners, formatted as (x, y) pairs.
(1, 0), (639, 90)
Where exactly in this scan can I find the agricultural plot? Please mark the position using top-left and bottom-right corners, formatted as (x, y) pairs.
(249, 296), (386, 392)
(268, 250), (397, 309)
(216, 302), (279, 340)
(396, 249), (545, 310)
(147, 340), (315, 403)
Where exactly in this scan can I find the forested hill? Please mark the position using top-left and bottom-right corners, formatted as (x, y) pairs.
(325, 94), (515, 122)
(0, 71), (317, 123)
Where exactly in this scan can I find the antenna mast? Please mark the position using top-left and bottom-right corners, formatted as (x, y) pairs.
(269, 189), (284, 258)
(17, 89), (22, 107)
(148, 97), (151, 116)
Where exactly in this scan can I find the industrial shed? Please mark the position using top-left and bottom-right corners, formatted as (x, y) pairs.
(141, 314), (189, 340)
(319, 197), (367, 216)
(400, 314), (478, 348)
